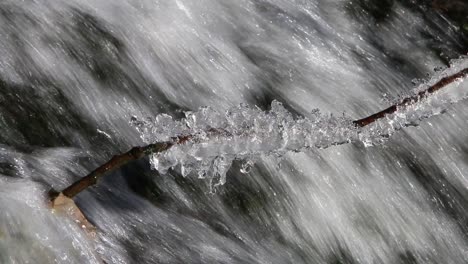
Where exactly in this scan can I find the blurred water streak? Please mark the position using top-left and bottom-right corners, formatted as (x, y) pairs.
(0, 0), (467, 263)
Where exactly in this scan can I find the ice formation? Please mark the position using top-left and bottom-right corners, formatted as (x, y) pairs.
(132, 101), (355, 188)
(132, 58), (468, 188)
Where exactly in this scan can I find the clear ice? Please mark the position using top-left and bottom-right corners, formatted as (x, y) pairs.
(132, 57), (468, 187)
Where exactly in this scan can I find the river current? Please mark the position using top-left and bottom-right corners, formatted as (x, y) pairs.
(0, 0), (468, 263)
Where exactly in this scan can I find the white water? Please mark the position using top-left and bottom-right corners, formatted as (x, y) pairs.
(1, 0), (468, 263)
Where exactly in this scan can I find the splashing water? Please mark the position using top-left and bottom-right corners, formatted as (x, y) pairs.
(133, 57), (468, 188)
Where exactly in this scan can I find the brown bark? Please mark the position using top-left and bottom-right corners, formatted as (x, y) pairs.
(52, 129), (226, 200)
(59, 142), (173, 198)
(353, 68), (468, 127)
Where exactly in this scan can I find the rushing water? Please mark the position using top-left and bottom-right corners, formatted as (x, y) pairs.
(1, 0), (468, 263)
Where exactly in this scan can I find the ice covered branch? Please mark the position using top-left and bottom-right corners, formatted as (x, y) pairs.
(353, 68), (468, 127)
(50, 66), (468, 202)
(55, 130), (229, 198)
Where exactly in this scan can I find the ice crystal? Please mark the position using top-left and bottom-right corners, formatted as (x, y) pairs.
(132, 57), (468, 188)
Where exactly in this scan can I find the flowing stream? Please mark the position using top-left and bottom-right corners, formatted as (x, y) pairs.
(1, 0), (468, 263)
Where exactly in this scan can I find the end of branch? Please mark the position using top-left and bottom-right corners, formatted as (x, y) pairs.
(48, 192), (96, 237)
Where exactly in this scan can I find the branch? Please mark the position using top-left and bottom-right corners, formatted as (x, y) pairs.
(353, 68), (468, 127)
(58, 142), (173, 198)
(50, 67), (468, 202)
(50, 130), (225, 199)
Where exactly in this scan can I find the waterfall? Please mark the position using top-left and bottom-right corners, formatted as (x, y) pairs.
(1, 0), (467, 263)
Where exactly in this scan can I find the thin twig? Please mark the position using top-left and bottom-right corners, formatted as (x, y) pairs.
(52, 129), (228, 199)
(353, 68), (468, 127)
(58, 142), (172, 198)
(50, 67), (468, 201)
